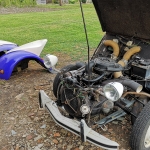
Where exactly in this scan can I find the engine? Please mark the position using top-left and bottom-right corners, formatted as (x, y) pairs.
(57, 56), (142, 118)
(55, 38), (146, 119)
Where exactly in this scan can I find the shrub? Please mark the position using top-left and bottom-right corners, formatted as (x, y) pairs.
(82, 0), (86, 3)
(0, 0), (36, 7)
(52, 0), (59, 4)
(69, 0), (76, 4)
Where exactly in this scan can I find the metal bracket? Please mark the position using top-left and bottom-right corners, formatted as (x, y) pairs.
(80, 119), (91, 142)
(97, 98), (135, 127)
(39, 90), (51, 109)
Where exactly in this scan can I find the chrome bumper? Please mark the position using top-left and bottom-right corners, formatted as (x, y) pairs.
(39, 90), (119, 150)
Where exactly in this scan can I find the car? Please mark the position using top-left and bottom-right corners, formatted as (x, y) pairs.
(39, 0), (150, 150)
(0, 39), (58, 80)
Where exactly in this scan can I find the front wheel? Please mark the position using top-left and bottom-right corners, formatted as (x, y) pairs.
(131, 101), (150, 150)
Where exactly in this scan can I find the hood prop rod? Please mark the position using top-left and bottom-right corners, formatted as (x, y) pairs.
(79, 0), (90, 86)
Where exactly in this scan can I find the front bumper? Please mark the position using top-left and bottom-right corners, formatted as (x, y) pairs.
(39, 90), (119, 150)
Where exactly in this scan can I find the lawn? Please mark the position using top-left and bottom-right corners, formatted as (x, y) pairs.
(0, 3), (104, 60)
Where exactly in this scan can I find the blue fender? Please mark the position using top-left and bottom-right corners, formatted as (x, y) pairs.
(0, 51), (45, 80)
(0, 44), (18, 52)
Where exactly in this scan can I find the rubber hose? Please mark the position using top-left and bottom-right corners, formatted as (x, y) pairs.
(103, 40), (119, 59)
(114, 46), (141, 78)
(123, 46), (141, 61)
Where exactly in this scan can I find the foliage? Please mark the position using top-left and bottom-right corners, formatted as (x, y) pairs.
(0, 0), (36, 7)
(52, 0), (59, 4)
(0, 4), (103, 61)
(69, 0), (76, 4)
(82, 0), (86, 3)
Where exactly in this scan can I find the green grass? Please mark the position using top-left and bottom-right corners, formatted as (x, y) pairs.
(0, 4), (104, 60)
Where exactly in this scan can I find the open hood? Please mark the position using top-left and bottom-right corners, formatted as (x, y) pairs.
(92, 0), (150, 40)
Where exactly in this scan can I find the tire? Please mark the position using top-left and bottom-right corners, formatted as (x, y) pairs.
(131, 102), (143, 124)
(130, 101), (150, 150)
(53, 64), (79, 98)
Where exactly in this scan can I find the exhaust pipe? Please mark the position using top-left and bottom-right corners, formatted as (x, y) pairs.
(114, 46), (141, 78)
(103, 40), (119, 60)
(39, 90), (119, 150)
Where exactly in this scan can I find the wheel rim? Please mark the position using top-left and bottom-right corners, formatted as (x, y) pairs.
(144, 126), (150, 148)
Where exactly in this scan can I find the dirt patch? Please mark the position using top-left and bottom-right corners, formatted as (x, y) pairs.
(0, 53), (132, 150)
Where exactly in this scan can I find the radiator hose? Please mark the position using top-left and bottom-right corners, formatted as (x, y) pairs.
(103, 40), (119, 60)
(114, 46), (141, 78)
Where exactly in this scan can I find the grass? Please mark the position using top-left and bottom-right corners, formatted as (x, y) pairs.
(0, 3), (104, 61)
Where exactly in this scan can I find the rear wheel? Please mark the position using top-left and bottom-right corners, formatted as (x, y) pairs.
(131, 101), (150, 150)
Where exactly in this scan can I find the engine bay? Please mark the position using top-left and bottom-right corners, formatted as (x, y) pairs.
(53, 34), (150, 122)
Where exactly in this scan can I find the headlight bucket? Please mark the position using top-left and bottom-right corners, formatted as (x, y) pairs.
(43, 54), (58, 69)
(103, 82), (123, 101)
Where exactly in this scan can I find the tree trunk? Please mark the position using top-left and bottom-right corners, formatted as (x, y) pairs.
(59, 0), (62, 6)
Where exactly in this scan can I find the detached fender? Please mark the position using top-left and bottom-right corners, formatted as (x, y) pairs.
(0, 51), (45, 80)
(0, 40), (18, 52)
(0, 44), (18, 52)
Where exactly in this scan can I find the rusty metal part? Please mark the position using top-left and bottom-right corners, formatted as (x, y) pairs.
(64, 90), (77, 113)
(122, 91), (150, 98)
(64, 72), (72, 77)
(94, 88), (104, 96)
